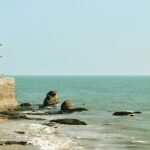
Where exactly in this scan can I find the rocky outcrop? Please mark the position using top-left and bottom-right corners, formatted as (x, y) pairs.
(0, 77), (18, 112)
(113, 111), (142, 116)
(43, 91), (59, 107)
(15, 131), (25, 134)
(0, 112), (45, 120)
(61, 100), (88, 113)
(0, 141), (30, 145)
(20, 103), (31, 107)
(50, 118), (87, 125)
(134, 111), (141, 114)
(61, 100), (73, 112)
(68, 108), (88, 113)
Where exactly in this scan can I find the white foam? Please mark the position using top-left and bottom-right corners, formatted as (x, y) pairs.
(132, 140), (148, 144)
(25, 123), (84, 150)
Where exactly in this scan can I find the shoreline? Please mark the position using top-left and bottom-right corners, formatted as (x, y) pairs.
(0, 117), (40, 150)
(0, 106), (87, 150)
(0, 145), (35, 150)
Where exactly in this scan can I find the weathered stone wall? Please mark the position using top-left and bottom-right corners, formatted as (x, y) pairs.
(0, 77), (18, 112)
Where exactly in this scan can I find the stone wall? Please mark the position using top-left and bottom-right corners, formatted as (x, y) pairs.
(0, 77), (18, 112)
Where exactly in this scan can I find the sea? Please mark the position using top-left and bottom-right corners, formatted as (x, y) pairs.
(2, 76), (150, 150)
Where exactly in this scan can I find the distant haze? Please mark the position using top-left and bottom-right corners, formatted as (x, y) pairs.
(0, 0), (150, 76)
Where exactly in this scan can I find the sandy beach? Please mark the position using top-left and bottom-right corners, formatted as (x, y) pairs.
(0, 145), (34, 150)
(0, 117), (39, 150)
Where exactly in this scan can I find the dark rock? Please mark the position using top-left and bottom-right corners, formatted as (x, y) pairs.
(69, 108), (88, 113)
(25, 112), (52, 115)
(0, 141), (30, 145)
(20, 103), (32, 107)
(25, 111), (62, 116)
(62, 108), (88, 113)
(50, 118), (87, 125)
(8, 114), (45, 120)
(61, 100), (87, 113)
(61, 100), (73, 112)
(15, 131), (25, 134)
(43, 91), (59, 107)
(134, 111), (142, 114)
(113, 111), (133, 116)
(0, 112), (45, 120)
(113, 111), (142, 116)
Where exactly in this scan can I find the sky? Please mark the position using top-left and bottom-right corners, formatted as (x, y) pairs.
(0, 0), (150, 75)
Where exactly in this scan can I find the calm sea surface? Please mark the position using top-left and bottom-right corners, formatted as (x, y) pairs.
(13, 76), (150, 150)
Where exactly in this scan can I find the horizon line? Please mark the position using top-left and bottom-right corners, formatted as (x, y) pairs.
(1, 74), (150, 77)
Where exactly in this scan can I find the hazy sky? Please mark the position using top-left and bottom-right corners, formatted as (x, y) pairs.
(0, 0), (150, 75)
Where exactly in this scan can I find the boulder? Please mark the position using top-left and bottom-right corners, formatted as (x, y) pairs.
(61, 100), (88, 113)
(61, 100), (73, 112)
(20, 103), (32, 107)
(50, 118), (87, 125)
(43, 91), (59, 107)
(113, 111), (142, 116)
(0, 141), (30, 145)
(68, 108), (88, 113)
(113, 111), (133, 116)
(15, 131), (25, 134)
(134, 111), (142, 114)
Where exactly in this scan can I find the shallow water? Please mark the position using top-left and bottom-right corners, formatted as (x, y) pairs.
(9, 76), (150, 150)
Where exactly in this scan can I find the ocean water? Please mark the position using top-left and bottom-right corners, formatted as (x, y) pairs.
(13, 76), (150, 150)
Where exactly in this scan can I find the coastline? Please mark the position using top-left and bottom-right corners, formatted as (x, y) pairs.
(0, 76), (150, 150)
(0, 145), (35, 150)
(0, 117), (41, 150)
(0, 107), (87, 150)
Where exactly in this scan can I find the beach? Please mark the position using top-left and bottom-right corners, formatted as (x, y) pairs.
(0, 76), (150, 150)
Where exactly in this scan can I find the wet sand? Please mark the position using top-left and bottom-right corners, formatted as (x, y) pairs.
(0, 118), (38, 150)
(0, 145), (35, 150)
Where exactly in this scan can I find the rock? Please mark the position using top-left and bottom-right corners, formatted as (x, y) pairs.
(9, 114), (45, 121)
(61, 100), (87, 113)
(0, 141), (30, 145)
(113, 111), (133, 116)
(69, 108), (88, 113)
(50, 118), (87, 125)
(26, 111), (62, 115)
(113, 111), (142, 116)
(20, 103), (32, 107)
(61, 100), (73, 112)
(0, 112), (45, 120)
(134, 111), (142, 114)
(43, 91), (59, 107)
(25, 112), (52, 115)
(15, 131), (25, 134)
